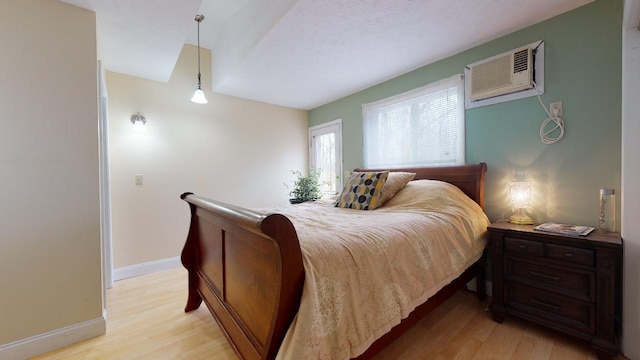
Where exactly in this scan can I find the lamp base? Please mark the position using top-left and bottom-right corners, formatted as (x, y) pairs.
(509, 209), (534, 225)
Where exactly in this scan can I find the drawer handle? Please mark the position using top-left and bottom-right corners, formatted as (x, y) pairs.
(529, 271), (560, 281)
(517, 245), (527, 249)
(563, 252), (574, 258)
(531, 298), (561, 311)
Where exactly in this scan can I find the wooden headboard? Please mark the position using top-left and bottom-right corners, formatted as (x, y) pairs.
(355, 162), (487, 209)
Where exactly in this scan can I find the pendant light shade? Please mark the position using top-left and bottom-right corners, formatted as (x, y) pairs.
(191, 88), (208, 104)
(191, 14), (207, 104)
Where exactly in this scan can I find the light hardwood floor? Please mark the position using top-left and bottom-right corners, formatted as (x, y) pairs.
(33, 267), (626, 360)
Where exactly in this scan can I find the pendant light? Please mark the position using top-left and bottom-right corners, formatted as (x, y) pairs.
(191, 14), (208, 104)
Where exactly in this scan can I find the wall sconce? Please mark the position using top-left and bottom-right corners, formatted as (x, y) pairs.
(130, 112), (146, 130)
(509, 181), (534, 224)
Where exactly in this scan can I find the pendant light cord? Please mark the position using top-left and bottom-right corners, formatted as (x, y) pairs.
(197, 15), (202, 89)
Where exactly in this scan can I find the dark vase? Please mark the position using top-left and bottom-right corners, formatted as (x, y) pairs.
(289, 198), (305, 204)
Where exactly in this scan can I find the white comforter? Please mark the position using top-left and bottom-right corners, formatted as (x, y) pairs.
(265, 180), (490, 360)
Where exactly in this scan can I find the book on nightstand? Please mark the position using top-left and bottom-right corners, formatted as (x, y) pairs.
(533, 222), (594, 236)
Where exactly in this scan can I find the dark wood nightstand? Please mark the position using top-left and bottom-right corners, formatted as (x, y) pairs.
(487, 221), (622, 359)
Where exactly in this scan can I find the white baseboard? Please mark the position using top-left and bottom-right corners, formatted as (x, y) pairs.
(113, 256), (181, 281)
(0, 316), (105, 360)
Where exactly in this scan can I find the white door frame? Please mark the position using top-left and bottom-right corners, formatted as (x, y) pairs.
(98, 61), (113, 310)
(309, 119), (343, 193)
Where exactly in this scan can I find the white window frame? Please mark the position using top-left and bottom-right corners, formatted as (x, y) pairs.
(362, 74), (465, 168)
(309, 119), (343, 195)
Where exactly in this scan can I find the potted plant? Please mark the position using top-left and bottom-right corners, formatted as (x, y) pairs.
(287, 168), (323, 204)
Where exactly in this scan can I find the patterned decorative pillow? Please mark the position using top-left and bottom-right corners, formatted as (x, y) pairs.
(379, 172), (416, 205)
(336, 171), (389, 210)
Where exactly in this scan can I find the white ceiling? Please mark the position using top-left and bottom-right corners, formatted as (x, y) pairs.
(61, 0), (594, 110)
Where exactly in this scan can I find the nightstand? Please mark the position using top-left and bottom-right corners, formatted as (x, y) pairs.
(487, 221), (622, 359)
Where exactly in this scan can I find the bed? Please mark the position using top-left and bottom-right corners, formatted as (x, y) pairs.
(180, 163), (489, 359)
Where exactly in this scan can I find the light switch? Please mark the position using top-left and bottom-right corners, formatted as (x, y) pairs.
(135, 174), (143, 186)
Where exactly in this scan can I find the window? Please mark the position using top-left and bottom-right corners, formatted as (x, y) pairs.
(362, 74), (464, 168)
(309, 119), (342, 195)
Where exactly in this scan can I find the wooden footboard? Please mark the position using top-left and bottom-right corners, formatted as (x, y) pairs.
(180, 194), (304, 360)
(181, 163), (488, 359)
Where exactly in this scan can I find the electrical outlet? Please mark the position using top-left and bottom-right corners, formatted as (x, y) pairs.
(135, 174), (144, 186)
(550, 101), (563, 116)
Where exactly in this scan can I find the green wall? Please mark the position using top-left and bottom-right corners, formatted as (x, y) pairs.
(309, 0), (622, 227)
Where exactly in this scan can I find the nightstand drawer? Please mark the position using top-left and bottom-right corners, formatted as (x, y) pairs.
(504, 237), (543, 257)
(507, 283), (595, 334)
(546, 243), (594, 267)
(506, 258), (594, 301)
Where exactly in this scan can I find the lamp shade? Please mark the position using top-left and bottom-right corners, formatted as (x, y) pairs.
(130, 112), (147, 132)
(191, 88), (208, 104)
(509, 181), (533, 224)
(510, 181), (531, 208)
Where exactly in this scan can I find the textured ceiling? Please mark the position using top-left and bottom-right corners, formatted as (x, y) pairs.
(61, 0), (202, 82)
(61, 0), (594, 110)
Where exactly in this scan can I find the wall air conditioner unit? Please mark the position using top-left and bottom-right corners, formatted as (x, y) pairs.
(469, 46), (533, 102)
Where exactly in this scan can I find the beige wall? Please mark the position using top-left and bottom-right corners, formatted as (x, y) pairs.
(107, 45), (308, 269)
(0, 0), (103, 347)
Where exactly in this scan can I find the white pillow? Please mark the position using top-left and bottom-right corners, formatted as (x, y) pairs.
(379, 172), (416, 205)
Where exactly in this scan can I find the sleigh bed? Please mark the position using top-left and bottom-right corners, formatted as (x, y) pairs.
(180, 163), (489, 359)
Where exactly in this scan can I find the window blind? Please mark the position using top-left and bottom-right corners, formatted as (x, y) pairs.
(362, 74), (464, 168)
